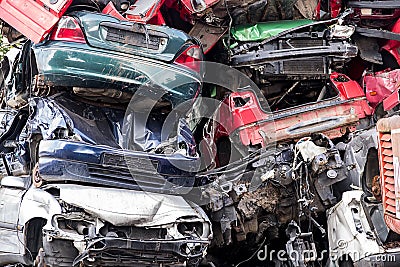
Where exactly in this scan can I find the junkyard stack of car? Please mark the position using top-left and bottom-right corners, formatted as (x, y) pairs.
(1, 0), (400, 266)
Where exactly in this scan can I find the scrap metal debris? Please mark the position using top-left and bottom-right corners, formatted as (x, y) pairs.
(0, 0), (400, 266)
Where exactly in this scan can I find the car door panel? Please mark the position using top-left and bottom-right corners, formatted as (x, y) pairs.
(0, 188), (24, 254)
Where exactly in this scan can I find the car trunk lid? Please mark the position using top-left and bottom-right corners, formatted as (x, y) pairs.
(73, 11), (191, 62)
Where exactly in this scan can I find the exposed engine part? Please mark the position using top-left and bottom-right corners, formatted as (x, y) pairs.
(294, 134), (348, 206)
(202, 145), (299, 249)
(201, 131), (368, 265)
(229, 24), (357, 84)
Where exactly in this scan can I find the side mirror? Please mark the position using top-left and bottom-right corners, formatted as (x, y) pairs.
(1, 176), (28, 190)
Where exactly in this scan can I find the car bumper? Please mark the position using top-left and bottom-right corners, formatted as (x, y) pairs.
(72, 237), (208, 266)
(33, 43), (201, 106)
(37, 139), (199, 194)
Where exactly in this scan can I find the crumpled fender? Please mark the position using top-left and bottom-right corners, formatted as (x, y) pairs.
(363, 69), (400, 109)
(18, 187), (62, 228)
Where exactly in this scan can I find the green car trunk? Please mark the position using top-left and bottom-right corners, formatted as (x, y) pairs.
(32, 11), (202, 107)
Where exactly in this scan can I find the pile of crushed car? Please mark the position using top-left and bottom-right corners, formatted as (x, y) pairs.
(1, 0), (400, 266)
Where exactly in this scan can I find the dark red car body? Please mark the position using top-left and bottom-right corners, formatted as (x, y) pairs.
(382, 18), (400, 66)
(364, 69), (400, 111)
(0, 0), (73, 43)
(209, 73), (373, 166)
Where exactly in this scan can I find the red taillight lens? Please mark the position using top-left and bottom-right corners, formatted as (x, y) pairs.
(49, 17), (86, 44)
(174, 45), (203, 72)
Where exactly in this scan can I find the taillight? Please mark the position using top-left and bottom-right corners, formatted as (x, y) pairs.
(49, 17), (86, 44)
(174, 45), (203, 72)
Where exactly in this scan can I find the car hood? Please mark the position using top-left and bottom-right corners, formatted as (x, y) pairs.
(27, 93), (197, 156)
(55, 184), (209, 227)
(231, 19), (314, 42)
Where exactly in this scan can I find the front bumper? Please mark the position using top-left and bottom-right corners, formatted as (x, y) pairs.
(37, 140), (199, 194)
(73, 237), (209, 266)
(74, 237), (208, 266)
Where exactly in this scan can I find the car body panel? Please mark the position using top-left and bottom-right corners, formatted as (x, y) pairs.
(0, 0), (73, 43)
(383, 90), (400, 111)
(23, 95), (200, 193)
(0, 94), (210, 266)
(57, 184), (208, 227)
(8, 10), (203, 108)
(0, 181), (61, 265)
(382, 18), (400, 66)
(213, 73), (373, 148)
(326, 191), (385, 265)
(0, 187), (24, 254)
(348, 0), (400, 22)
(230, 19), (314, 42)
(38, 140), (199, 193)
(124, 0), (166, 25)
(33, 43), (200, 107)
(164, 0), (220, 24)
(364, 69), (400, 110)
(73, 11), (192, 62)
(44, 184), (211, 266)
(0, 183), (211, 266)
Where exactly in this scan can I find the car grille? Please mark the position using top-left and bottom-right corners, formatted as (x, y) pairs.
(280, 38), (324, 49)
(87, 162), (169, 190)
(282, 58), (326, 74)
(280, 39), (326, 75)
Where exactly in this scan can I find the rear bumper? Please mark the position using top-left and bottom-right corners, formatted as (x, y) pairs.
(73, 237), (209, 266)
(33, 43), (200, 106)
(219, 91), (372, 147)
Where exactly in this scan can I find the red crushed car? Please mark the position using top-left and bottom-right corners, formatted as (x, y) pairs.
(207, 73), (374, 166)
(0, 0), (73, 43)
(364, 68), (400, 111)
